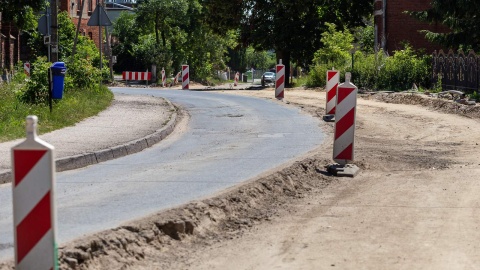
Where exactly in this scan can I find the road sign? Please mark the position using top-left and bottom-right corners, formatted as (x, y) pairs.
(87, 5), (112, 26)
(24, 62), (30, 77)
(12, 116), (57, 269)
(38, 15), (49, 35)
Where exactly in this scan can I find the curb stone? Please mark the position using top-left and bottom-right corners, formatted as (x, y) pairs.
(0, 99), (179, 184)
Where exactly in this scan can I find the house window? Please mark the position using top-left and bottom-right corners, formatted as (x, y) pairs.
(88, 0), (93, 15)
(88, 32), (93, 40)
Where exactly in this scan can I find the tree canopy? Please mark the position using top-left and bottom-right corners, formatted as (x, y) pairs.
(410, 0), (480, 50)
(202, 0), (372, 85)
(0, 0), (45, 29)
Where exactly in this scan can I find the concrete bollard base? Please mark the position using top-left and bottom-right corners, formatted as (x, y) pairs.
(327, 163), (360, 177)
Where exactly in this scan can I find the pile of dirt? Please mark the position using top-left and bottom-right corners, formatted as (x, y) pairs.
(364, 92), (480, 118)
(51, 156), (334, 269)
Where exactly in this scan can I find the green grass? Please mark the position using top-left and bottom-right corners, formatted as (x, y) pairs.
(290, 76), (309, 88)
(0, 82), (113, 142)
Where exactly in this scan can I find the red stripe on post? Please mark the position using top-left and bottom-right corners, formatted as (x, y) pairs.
(334, 108), (355, 140)
(327, 83), (338, 101)
(276, 75), (284, 88)
(337, 87), (355, 104)
(13, 150), (47, 187)
(16, 191), (52, 263)
(327, 71), (337, 81)
(334, 143), (353, 160)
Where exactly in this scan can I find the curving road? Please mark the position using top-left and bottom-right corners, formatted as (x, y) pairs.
(0, 88), (324, 261)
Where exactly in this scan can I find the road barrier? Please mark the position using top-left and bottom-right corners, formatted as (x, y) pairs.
(182, 65), (189, 90)
(234, 72), (239, 86)
(333, 72), (357, 164)
(325, 69), (339, 120)
(24, 62), (30, 77)
(161, 68), (166, 87)
(275, 60), (285, 100)
(11, 116), (57, 269)
(122, 71), (152, 86)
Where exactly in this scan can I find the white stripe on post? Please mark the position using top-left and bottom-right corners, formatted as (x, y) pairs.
(12, 116), (57, 270)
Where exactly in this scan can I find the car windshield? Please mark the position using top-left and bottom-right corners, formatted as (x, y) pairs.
(264, 72), (275, 76)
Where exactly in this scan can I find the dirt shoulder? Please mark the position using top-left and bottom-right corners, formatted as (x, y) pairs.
(3, 88), (480, 270)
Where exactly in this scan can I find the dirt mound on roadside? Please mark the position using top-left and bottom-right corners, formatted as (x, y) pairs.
(52, 157), (333, 269)
(363, 92), (480, 118)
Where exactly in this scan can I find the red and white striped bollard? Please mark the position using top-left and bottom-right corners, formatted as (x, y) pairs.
(12, 115), (57, 269)
(275, 59), (285, 100)
(24, 62), (30, 77)
(182, 65), (189, 90)
(329, 72), (360, 177)
(161, 68), (166, 87)
(324, 69), (339, 122)
(234, 72), (239, 86)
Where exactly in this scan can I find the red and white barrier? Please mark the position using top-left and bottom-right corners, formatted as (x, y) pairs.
(182, 65), (189, 90)
(333, 72), (357, 164)
(24, 62), (30, 77)
(172, 72), (180, 86)
(161, 68), (166, 87)
(326, 69), (339, 115)
(234, 72), (239, 86)
(12, 116), (57, 269)
(122, 71), (152, 81)
(275, 60), (285, 100)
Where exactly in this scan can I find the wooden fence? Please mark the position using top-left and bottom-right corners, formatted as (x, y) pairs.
(432, 49), (479, 93)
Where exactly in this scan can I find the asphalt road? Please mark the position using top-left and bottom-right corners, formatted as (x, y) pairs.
(0, 88), (324, 261)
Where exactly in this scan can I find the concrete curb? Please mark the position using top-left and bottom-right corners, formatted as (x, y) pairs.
(0, 99), (179, 184)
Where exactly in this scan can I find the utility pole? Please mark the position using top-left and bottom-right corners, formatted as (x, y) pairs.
(50, 0), (59, 62)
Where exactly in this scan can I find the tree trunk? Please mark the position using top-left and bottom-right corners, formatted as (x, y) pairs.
(155, 13), (160, 45)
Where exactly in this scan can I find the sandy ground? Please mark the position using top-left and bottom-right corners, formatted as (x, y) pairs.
(2, 87), (480, 270)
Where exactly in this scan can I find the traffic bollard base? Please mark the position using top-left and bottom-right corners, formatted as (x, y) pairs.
(323, 114), (335, 122)
(327, 163), (360, 178)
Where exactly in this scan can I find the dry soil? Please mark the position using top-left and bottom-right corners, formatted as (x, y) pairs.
(3, 88), (480, 270)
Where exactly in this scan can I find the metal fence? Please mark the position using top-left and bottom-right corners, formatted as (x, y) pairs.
(432, 49), (479, 93)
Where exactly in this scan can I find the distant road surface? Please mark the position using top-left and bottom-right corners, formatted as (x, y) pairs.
(0, 88), (324, 261)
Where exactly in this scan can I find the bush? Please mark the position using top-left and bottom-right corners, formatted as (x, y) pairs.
(307, 45), (431, 91)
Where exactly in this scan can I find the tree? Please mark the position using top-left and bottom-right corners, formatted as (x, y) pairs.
(0, 0), (45, 29)
(202, 0), (373, 86)
(409, 0), (480, 50)
(136, 0), (188, 47)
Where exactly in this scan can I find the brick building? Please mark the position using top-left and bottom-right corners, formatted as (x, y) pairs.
(60, 0), (102, 48)
(0, 0), (105, 73)
(374, 0), (449, 54)
(0, 12), (21, 72)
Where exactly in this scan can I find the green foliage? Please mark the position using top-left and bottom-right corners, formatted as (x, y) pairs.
(307, 23), (353, 87)
(245, 47), (276, 70)
(409, 0), (480, 50)
(307, 44), (431, 91)
(21, 57), (52, 104)
(314, 23), (353, 65)
(0, 0), (45, 29)
(0, 80), (113, 142)
(374, 46), (431, 90)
